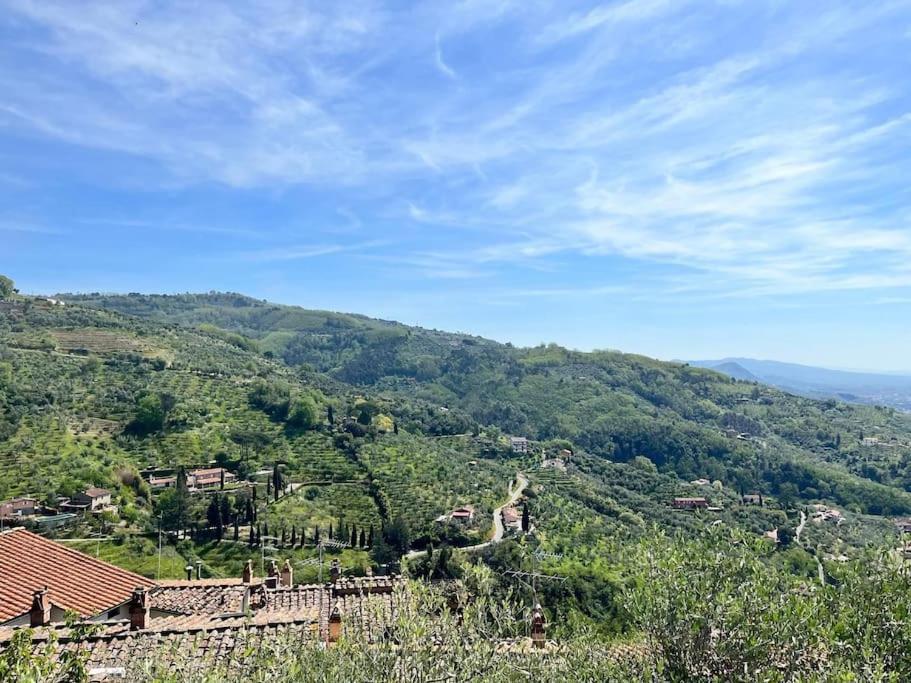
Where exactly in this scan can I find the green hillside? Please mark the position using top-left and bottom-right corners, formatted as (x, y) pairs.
(62, 292), (911, 516)
(2, 287), (911, 664)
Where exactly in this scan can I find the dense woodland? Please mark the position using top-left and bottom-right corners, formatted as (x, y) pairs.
(3, 283), (911, 678)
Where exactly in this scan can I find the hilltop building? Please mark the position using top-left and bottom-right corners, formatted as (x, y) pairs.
(510, 437), (528, 454)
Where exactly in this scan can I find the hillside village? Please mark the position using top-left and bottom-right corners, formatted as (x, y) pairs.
(4, 286), (911, 679)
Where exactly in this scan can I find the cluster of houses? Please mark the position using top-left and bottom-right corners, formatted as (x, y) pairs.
(0, 487), (113, 530)
(436, 505), (476, 525)
(0, 527), (408, 679)
(0, 527), (555, 678)
(147, 467), (236, 491)
(809, 504), (844, 524)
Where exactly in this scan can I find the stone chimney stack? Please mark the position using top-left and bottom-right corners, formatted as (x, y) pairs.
(328, 603), (342, 644)
(242, 559), (254, 584)
(265, 560), (279, 589)
(129, 587), (150, 631)
(29, 587), (51, 627)
(281, 559), (293, 587)
(531, 603), (546, 649)
(329, 559), (341, 584)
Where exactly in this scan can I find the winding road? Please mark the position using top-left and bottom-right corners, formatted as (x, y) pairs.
(796, 510), (807, 545)
(405, 472), (529, 560)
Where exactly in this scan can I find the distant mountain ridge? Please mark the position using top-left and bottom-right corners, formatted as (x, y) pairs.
(689, 358), (911, 411)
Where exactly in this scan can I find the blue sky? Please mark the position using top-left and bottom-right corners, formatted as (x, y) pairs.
(2, 1), (911, 370)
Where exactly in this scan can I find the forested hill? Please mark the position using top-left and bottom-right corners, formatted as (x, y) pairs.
(60, 292), (911, 517)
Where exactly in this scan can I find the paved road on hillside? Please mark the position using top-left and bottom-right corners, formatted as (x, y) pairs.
(796, 510), (807, 545)
(405, 472), (529, 561)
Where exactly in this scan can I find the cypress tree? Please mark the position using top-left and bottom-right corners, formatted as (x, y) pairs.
(233, 515), (239, 542)
(248, 525), (254, 547)
(290, 526), (297, 547)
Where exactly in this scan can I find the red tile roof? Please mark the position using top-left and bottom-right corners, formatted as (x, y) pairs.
(0, 528), (155, 623)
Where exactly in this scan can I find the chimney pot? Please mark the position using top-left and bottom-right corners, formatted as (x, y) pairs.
(29, 588), (51, 627)
(129, 587), (150, 631)
(281, 559), (293, 588)
(265, 560), (280, 589)
(531, 603), (546, 649)
(328, 603), (342, 644)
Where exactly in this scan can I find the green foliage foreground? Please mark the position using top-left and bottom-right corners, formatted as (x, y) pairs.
(4, 532), (910, 682)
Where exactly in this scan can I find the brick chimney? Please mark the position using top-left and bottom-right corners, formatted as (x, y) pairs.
(531, 603), (546, 649)
(29, 587), (51, 627)
(242, 559), (254, 584)
(281, 559), (293, 588)
(329, 559), (341, 584)
(129, 587), (150, 631)
(265, 560), (279, 589)
(328, 603), (342, 644)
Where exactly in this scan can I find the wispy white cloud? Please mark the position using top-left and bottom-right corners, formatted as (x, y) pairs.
(434, 34), (458, 80)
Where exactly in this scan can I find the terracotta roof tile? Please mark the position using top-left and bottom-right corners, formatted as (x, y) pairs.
(0, 528), (155, 622)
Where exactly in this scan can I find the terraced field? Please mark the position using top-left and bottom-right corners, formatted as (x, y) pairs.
(51, 329), (148, 354)
(359, 433), (515, 538)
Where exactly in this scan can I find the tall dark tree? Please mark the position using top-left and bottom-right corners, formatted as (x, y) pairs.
(281, 527), (286, 548)
(521, 503), (530, 532)
(359, 529), (367, 548)
(245, 498), (254, 523)
(207, 495), (223, 539)
(314, 527), (321, 545)
(248, 524), (254, 547)
(263, 521), (269, 540)
(327, 404), (335, 426)
(272, 463), (283, 502)
(350, 525), (357, 548)
(290, 526), (297, 547)
(233, 515), (240, 541)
